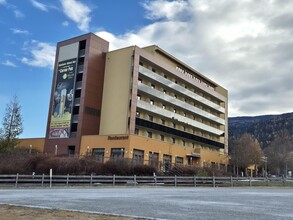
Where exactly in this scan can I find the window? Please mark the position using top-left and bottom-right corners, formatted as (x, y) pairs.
(150, 100), (154, 105)
(161, 119), (165, 125)
(149, 115), (153, 121)
(139, 62), (143, 66)
(160, 135), (164, 141)
(111, 148), (124, 160)
(149, 152), (159, 167)
(136, 111), (140, 117)
(173, 109), (176, 113)
(175, 157), (183, 164)
(173, 123), (176, 128)
(175, 80), (178, 84)
(163, 90), (166, 94)
(151, 84), (155, 89)
(174, 95), (177, 99)
(182, 140), (185, 146)
(92, 148), (105, 162)
(162, 105), (166, 109)
(183, 112), (186, 117)
(138, 78), (142, 83)
(172, 137), (176, 144)
(164, 75), (167, 78)
(133, 149), (144, 164)
(68, 146), (75, 156)
(137, 95), (141, 100)
(147, 131), (152, 138)
(135, 128), (139, 135)
(152, 68), (156, 72)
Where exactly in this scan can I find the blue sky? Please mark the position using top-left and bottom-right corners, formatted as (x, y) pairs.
(1, 0), (293, 138)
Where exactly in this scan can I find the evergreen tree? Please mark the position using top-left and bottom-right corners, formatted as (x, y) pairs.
(0, 96), (23, 153)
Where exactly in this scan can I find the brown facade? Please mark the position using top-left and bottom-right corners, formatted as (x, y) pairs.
(44, 33), (109, 156)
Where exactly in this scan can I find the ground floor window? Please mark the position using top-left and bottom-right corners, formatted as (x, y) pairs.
(175, 156), (183, 165)
(68, 146), (75, 156)
(163, 154), (172, 171)
(149, 152), (159, 168)
(133, 149), (144, 164)
(92, 148), (105, 162)
(111, 148), (124, 160)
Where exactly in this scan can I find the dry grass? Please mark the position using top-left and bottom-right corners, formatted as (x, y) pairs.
(0, 205), (135, 220)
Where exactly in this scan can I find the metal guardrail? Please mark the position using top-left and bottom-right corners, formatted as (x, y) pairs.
(0, 174), (293, 188)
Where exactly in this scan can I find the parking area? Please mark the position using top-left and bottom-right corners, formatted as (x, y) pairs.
(0, 187), (293, 219)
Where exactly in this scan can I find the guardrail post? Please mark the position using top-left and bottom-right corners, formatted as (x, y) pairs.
(134, 175), (137, 186)
(66, 174), (69, 186)
(90, 173), (93, 186)
(15, 173), (19, 188)
(41, 174), (45, 187)
(174, 175), (177, 187)
(249, 177), (252, 187)
(212, 176), (216, 187)
(154, 174), (157, 186)
(193, 176), (196, 187)
(49, 169), (52, 188)
(230, 176), (233, 187)
(113, 174), (115, 186)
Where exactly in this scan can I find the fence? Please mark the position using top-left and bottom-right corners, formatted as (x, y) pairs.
(0, 174), (293, 188)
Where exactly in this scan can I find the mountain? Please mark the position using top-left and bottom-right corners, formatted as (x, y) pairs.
(228, 112), (293, 148)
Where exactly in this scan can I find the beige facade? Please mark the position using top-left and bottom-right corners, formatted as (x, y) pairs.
(79, 135), (228, 167)
(17, 138), (45, 153)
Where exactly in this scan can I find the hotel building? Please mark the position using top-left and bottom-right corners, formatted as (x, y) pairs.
(21, 33), (229, 169)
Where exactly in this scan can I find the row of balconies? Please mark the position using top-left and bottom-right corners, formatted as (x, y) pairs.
(139, 65), (225, 113)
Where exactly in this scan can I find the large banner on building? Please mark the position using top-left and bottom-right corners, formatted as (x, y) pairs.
(49, 58), (77, 138)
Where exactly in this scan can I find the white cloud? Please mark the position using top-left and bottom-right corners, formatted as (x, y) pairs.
(14, 9), (25, 18)
(95, 0), (293, 117)
(11, 28), (30, 35)
(2, 60), (17, 67)
(0, 0), (7, 5)
(62, 21), (69, 27)
(22, 40), (55, 69)
(60, 0), (91, 31)
(30, 0), (48, 11)
(143, 0), (190, 21)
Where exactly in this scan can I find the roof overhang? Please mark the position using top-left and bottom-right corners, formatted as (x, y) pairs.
(186, 153), (201, 158)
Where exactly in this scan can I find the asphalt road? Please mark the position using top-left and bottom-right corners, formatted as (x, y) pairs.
(0, 187), (293, 220)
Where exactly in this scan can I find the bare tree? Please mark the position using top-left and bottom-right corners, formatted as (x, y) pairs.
(264, 130), (293, 176)
(0, 96), (23, 152)
(229, 133), (263, 176)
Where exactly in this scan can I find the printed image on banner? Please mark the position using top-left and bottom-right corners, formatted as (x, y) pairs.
(49, 58), (77, 138)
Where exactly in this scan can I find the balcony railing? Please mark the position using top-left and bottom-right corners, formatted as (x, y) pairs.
(139, 66), (225, 113)
(136, 100), (224, 136)
(138, 83), (225, 125)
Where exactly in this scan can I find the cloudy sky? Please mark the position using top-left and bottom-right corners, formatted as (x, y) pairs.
(0, 0), (292, 138)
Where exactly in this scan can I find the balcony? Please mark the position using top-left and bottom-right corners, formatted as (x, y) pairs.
(75, 81), (82, 90)
(139, 66), (225, 113)
(74, 98), (80, 106)
(136, 100), (224, 136)
(72, 115), (79, 123)
(79, 49), (85, 57)
(78, 65), (84, 73)
(138, 83), (225, 125)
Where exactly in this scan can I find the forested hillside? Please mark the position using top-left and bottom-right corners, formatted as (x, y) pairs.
(228, 112), (293, 148)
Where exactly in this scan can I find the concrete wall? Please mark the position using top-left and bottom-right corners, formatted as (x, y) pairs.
(99, 47), (134, 135)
